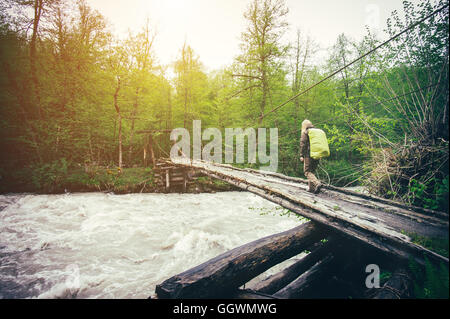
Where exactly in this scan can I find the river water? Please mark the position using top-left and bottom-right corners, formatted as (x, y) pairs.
(0, 192), (303, 299)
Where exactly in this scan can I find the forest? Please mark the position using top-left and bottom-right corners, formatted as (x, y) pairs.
(0, 0), (448, 213)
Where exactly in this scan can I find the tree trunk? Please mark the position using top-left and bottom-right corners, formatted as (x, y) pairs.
(183, 87), (188, 129)
(117, 113), (123, 169)
(249, 238), (336, 294)
(113, 77), (122, 169)
(129, 87), (140, 164)
(155, 222), (327, 298)
(149, 135), (156, 168)
(272, 253), (336, 298)
(30, 0), (43, 120)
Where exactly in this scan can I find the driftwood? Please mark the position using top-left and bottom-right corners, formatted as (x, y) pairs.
(249, 238), (336, 294)
(155, 222), (327, 298)
(172, 159), (448, 267)
(273, 254), (336, 298)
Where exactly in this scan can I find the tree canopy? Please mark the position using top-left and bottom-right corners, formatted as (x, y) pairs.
(0, 0), (448, 211)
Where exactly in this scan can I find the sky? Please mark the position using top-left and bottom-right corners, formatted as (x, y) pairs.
(85, 0), (421, 71)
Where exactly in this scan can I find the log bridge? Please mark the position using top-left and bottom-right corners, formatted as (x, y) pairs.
(154, 158), (449, 299)
(153, 161), (192, 192)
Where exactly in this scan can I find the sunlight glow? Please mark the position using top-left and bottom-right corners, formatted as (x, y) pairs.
(86, 0), (420, 70)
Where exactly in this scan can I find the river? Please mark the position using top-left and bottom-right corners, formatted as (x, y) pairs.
(0, 191), (303, 299)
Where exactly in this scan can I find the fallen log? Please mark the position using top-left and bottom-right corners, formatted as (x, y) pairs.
(155, 222), (328, 299)
(373, 268), (413, 299)
(273, 254), (336, 299)
(231, 289), (278, 299)
(199, 169), (448, 267)
(248, 238), (336, 294)
(196, 160), (447, 220)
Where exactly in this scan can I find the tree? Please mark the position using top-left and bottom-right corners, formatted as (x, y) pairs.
(123, 20), (156, 162)
(290, 29), (317, 124)
(173, 42), (208, 130)
(233, 0), (289, 125)
(13, 0), (62, 119)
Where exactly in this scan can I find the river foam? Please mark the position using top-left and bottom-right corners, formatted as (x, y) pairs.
(0, 192), (302, 298)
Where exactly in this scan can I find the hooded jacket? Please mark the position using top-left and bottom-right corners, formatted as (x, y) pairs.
(300, 122), (315, 158)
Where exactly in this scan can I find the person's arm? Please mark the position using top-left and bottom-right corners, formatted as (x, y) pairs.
(300, 130), (309, 160)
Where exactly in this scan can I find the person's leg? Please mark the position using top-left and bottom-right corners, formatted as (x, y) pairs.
(304, 158), (321, 193)
(304, 158), (320, 193)
(305, 171), (320, 192)
(310, 159), (322, 193)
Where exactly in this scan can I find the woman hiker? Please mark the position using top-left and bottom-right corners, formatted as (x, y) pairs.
(300, 119), (323, 194)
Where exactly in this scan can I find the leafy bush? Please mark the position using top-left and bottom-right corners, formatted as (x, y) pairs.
(409, 257), (449, 299)
(30, 158), (70, 193)
(408, 177), (449, 212)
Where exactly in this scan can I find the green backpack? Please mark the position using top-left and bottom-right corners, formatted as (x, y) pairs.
(308, 128), (330, 160)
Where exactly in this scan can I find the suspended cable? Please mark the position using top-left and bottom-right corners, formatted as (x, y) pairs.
(259, 3), (449, 121)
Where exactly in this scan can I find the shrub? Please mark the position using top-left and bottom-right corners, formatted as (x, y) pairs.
(409, 257), (449, 299)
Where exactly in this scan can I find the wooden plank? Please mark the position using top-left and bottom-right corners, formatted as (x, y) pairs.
(179, 159), (448, 221)
(231, 289), (278, 299)
(252, 174), (448, 227)
(203, 170), (444, 265)
(179, 160), (448, 266)
(273, 254), (336, 298)
(165, 169), (170, 190)
(183, 170), (187, 192)
(249, 238), (336, 294)
(155, 222), (328, 299)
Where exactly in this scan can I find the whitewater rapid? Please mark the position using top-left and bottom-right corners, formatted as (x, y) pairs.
(0, 192), (302, 299)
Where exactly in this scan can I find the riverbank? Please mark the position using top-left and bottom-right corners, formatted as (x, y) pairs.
(0, 165), (237, 195)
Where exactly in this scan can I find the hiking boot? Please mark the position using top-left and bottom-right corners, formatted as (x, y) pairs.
(314, 183), (322, 194)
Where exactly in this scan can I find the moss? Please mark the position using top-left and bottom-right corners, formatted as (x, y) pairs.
(402, 231), (449, 258)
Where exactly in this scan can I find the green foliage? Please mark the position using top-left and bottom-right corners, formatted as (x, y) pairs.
(322, 124), (348, 153)
(0, 0), (448, 213)
(380, 271), (392, 285)
(408, 176), (449, 212)
(405, 231), (449, 258)
(403, 230), (449, 298)
(30, 158), (70, 193)
(20, 163), (155, 194)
